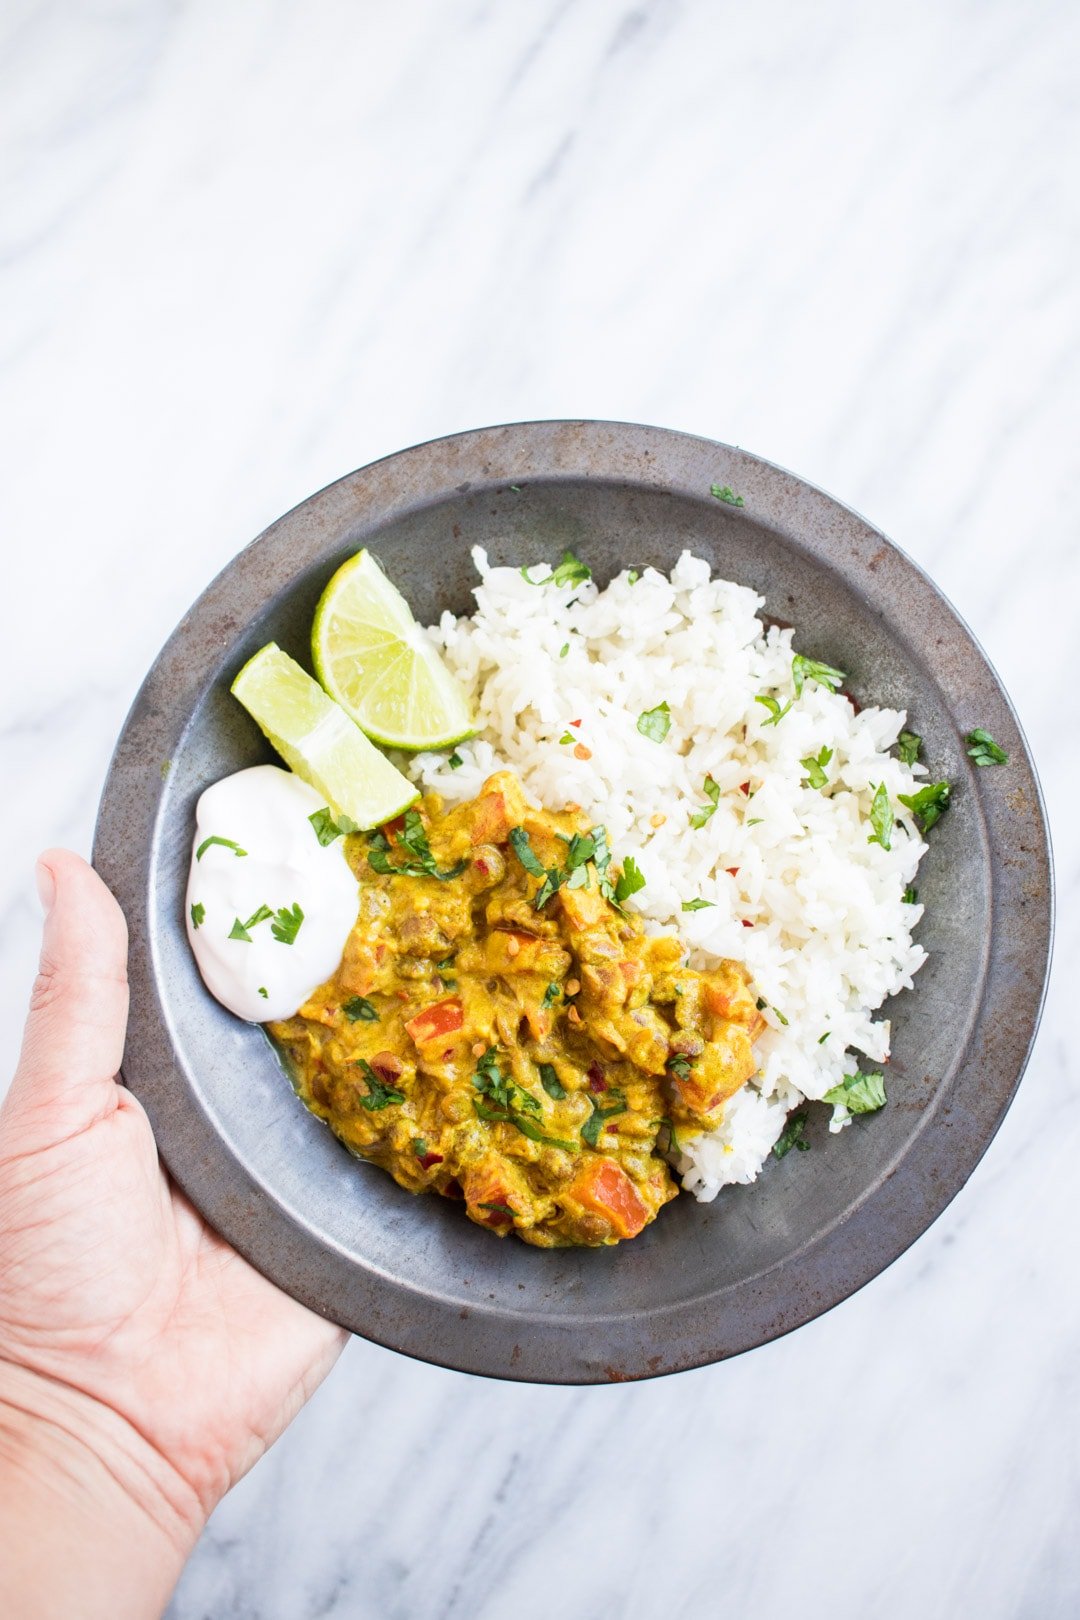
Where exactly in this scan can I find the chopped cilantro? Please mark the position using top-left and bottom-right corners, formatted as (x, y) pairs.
(581, 1090), (627, 1148)
(412, 1136), (428, 1158)
(309, 807), (355, 846)
(258, 986), (268, 999)
(792, 654), (846, 697)
(682, 898), (715, 912)
(270, 903), (304, 945)
(626, 569), (640, 585)
(355, 1060), (405, 1110)
(756, 693), (793, 726)
(343, 996), (379, 1022)
(478, 1202), (516, 1218)
(190, 901), (205, 929)
(558, 731), (573, 745)
(867, 782), (893, 851)
(196, 835), (247, 862)
(966, 728), (1008, 767)
(666, 1052), (694, 1083)
(710, 483), (745, 507)
(773, 1113), (810, 1158)
(897, 730), (922, 765)
(448, 751), (463, 769)
(614, 856), (646, 904)
(637, 702), (672, 743)
(509, 825), (547, 877)
(823, 1070), (887, 1115)
(559, 643), (569, 658)
(903, 885), (918, 904)
(228, 904), (273, 942)
(690, 774), (721, 828)
(520, 549), (591, 589)
(538, 1062), (566, 1099)
(368, 811), (467, 880)
(898, 782), (951, 831)
(801, 746), (833, 790)
(541, 982), (561, 1011)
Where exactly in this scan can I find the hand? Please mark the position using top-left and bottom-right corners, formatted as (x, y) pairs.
(0, 852), (346, 1618)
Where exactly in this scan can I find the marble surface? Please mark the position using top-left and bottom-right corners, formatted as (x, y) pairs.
(2, 1), (1076, 1615)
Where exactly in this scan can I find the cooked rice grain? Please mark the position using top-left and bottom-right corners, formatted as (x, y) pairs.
(408, 548), (928, 1200)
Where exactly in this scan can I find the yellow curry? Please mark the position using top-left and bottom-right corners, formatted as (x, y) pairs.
(269, 772), (763, 1246)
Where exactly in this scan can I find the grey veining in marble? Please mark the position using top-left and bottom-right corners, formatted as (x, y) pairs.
(1, 1), (1076, 1616)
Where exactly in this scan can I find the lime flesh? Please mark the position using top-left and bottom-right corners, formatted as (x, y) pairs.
(231, 643), (419, 829)
(312, 549), (475, 751)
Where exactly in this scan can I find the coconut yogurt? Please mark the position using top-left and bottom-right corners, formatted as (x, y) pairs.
(186, 764), (360, 1022)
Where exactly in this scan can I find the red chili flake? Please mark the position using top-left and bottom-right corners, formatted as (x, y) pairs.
(569, 718), (582, 728)
(741, 919), (754, 928)
(726, 867), (739, 877)
(739, 781), (751, 795)
(443, 1178), (464, 1199)
(587, 1061), (607, 1092)
(382, 814), (406, 837)
(419, 1152), (444, 1170)
(839, 688), (862, 715)
(475, 859), (489, 875)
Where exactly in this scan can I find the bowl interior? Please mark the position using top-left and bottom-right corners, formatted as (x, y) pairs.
(150, 474), (988, 1327)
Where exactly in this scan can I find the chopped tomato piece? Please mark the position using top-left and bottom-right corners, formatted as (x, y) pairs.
(570, 1158), (648, 1239)
(470, 791), (511, 845)
(404, 998), (464, 1046)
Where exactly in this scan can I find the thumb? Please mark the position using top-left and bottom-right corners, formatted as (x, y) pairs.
(3, 850), (130, 1150)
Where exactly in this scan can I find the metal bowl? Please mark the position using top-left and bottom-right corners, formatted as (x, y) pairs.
(94, 421), (1053, 1383)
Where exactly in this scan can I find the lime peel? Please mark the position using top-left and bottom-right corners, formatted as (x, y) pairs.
(231, 643), (419, 831)
(312, 549), (475, 751)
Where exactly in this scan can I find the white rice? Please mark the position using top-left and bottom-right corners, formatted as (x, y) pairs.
(407, 548), (929, 1201)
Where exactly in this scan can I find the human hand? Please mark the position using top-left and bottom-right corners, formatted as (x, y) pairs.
(0, 852), (346, 1618)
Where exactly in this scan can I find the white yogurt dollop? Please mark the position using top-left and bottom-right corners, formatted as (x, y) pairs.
(185, 764), (360, 1022)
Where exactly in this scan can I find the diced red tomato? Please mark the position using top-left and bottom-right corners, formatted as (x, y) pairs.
(404, 998), (464, 1046)
(571, 1159), (648, 1239)
(470, 791), (511, 845)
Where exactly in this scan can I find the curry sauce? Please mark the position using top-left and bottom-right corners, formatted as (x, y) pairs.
(269, 771), (764, 1246)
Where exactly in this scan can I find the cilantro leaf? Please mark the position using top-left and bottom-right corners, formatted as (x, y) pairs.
(966, 728), (1008, 767)
(867, 782), (893, 851)
(270, 903), (304, 945)
(258, 986), (268, 999)
(626, 569), (640, 585)
(898, 782), (951, 831)
(903, 885), (918, 904)
(791, 655), (846, 697)
(367, 813), (466, 881)
(800, 746), (833, 790)
(897, 730), (921, 765)
(559, 643), (569, 658)
(509, 825), (547, 878)
(773, 1112), (810, 1158)
(448, 751), (463, 769)
(355, 1060), (405, 1110)
(412, 1136), (428, 1158)
(581, 1091), (627, 1148)
(541, 983), (561, 1011)
(666, 1052), (694, 1083)
(682, 898), (715, 912)
(756, 693), (793, 726)
(614, 856), (646, 904)
(190, 901), (205, 929)
(637, 702), (671, 743)
(196, 835), (247, 861)
(478, 1202), (516, 1218)
(228, 903), (273, 942)
(710, 483), (745, 507)
(309, 807), (355, 846)
(823, 1070), (887, 1115)
(690, 774), (721, 828)
(520, 549), (591, 588)
(538, 1062), (566, 1099)
(343, 996), (379, 1022)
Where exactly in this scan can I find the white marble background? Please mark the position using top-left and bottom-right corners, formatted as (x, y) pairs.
(2, 1), (1076, 1615)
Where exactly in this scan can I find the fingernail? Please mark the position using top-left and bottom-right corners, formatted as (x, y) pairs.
(35, 860), (56, 914)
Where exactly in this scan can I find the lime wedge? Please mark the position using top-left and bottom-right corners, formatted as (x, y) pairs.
(312, 549), (475, 751)
(231, 644), (419, 829)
